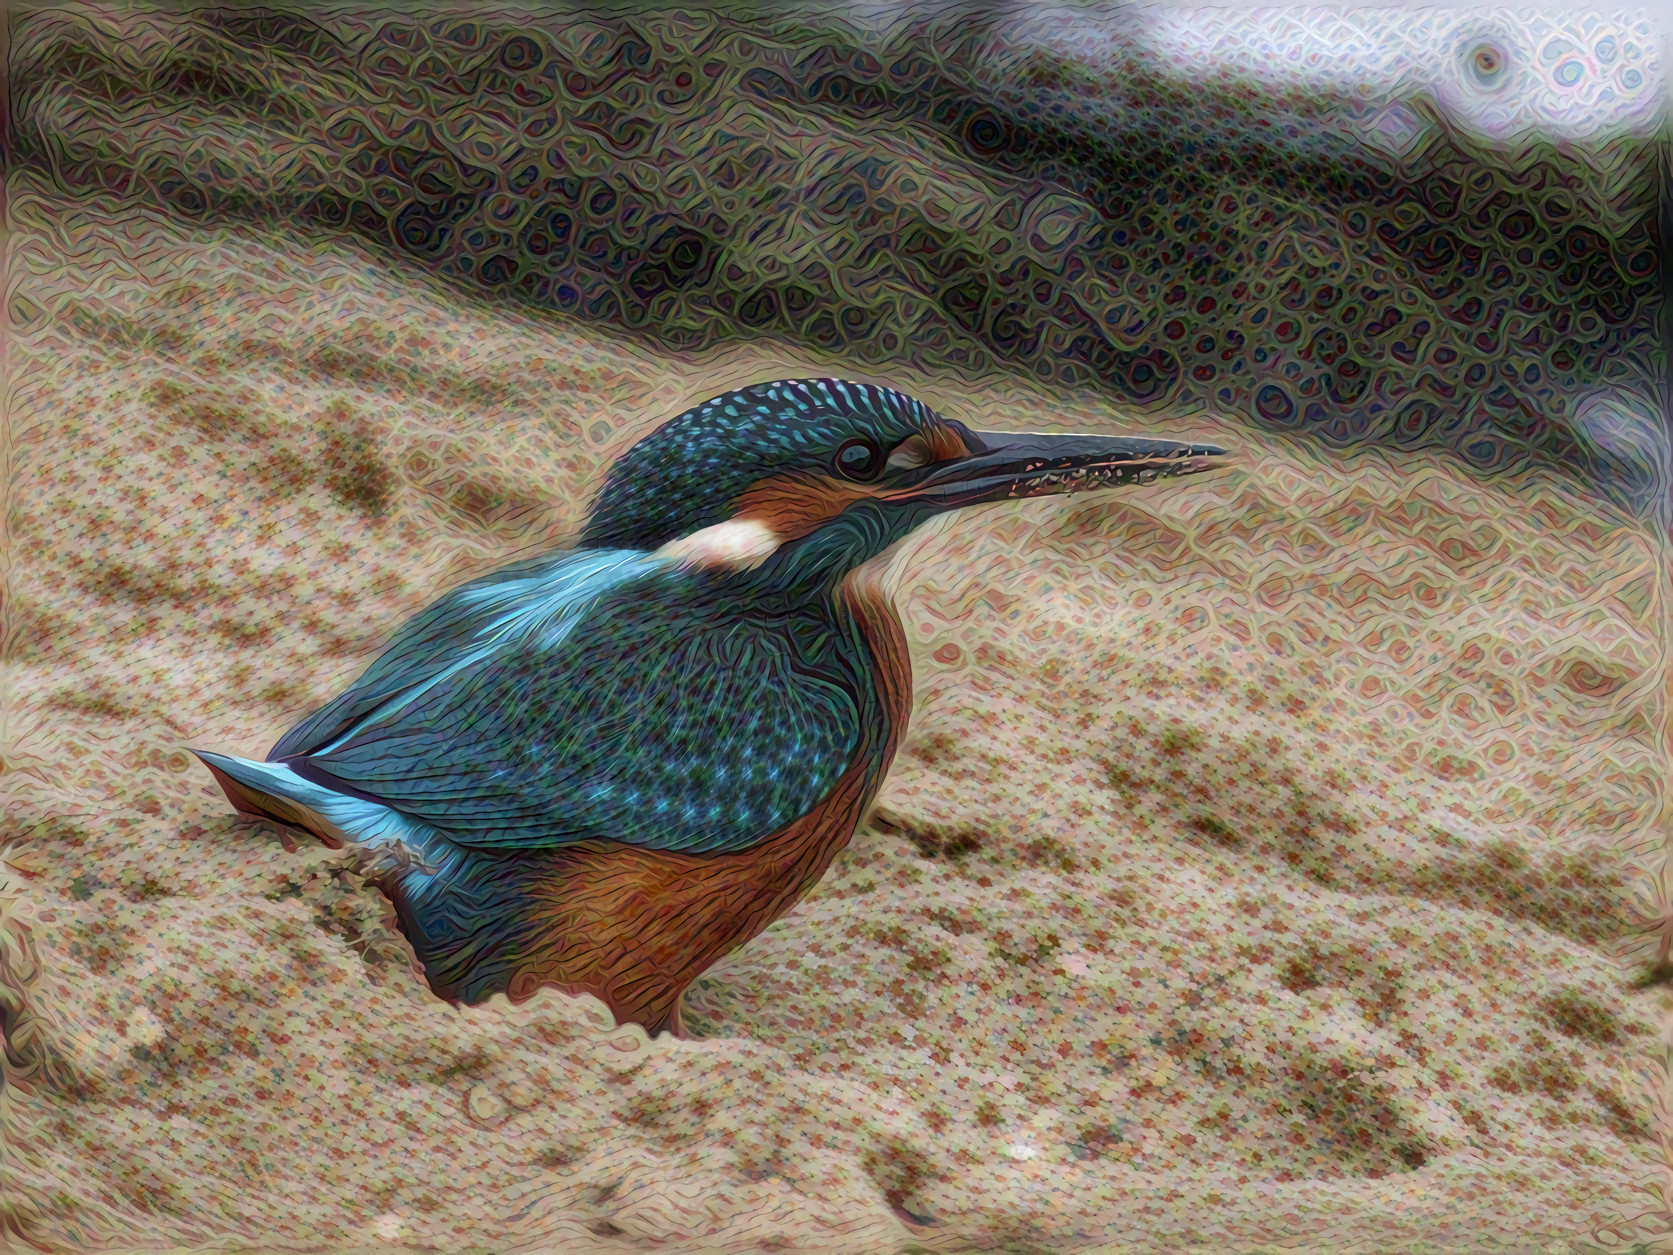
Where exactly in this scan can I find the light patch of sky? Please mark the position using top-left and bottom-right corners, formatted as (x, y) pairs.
(991, 4), (1665, 142)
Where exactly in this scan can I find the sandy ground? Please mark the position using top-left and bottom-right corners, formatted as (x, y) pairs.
(2, 168), (1670, 1251)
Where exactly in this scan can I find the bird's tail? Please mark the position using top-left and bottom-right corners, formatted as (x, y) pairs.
(195, 750), (347, 846)
(191, 750), (448, 872)
(193, 748), (557, 1005)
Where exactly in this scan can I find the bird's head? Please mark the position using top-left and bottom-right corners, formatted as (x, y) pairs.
(579, 379), (1227, 586)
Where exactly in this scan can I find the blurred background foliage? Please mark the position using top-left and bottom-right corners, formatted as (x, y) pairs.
(9, 3), (1667, 515)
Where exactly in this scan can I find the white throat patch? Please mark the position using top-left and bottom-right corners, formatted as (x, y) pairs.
(654, 518), (781, 571)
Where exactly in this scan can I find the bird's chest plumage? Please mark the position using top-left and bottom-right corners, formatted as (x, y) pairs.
(486, 570), (911, 1032)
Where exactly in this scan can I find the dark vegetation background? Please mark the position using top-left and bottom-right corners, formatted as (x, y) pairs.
(8, 1), (1668, 519)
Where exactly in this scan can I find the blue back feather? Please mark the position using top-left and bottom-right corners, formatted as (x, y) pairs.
(265, 378), (942, 854)
(271, 548), (883, 854)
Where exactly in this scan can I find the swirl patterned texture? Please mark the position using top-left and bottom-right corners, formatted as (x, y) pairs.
(10, 4), (1665, 512)
(3, 2), (1670, 1251)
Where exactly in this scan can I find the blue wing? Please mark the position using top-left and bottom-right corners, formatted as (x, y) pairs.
(270, 549), (867, 855)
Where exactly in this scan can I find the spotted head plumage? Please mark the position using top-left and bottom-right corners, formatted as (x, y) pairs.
(578, 378), (952, 553)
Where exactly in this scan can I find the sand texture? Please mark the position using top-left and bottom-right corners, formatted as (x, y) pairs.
(4, 4), (1671, 1252)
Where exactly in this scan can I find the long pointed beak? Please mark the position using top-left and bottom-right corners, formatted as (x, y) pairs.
(887, 430), (1230, 510)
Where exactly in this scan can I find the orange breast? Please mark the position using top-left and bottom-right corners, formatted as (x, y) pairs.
(507, 565), (913, 1035)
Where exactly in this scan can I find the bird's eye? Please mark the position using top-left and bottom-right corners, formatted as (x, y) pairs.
(834, 437), (883, 481)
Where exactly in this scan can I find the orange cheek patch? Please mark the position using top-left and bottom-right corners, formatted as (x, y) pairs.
(732, 425), (973, 532)
(925, 421), (974, 462)
(732, 471), (880, 541)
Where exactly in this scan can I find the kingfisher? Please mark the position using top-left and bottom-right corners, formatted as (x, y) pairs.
(195, 379), (1225, 1038)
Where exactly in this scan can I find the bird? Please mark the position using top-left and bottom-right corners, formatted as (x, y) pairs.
(194, 378), (1226, 1038)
